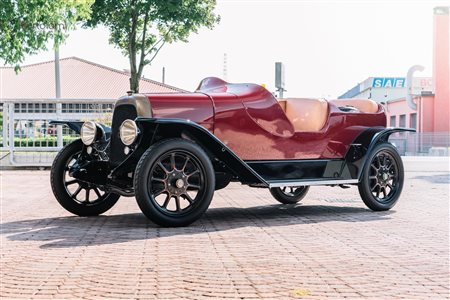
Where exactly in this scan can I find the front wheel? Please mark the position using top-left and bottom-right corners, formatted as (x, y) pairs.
(270, 186), (309, 204)
(134, 139), (215, 227)
(50, 140), (120, 216)
(358, 143), (404, 211)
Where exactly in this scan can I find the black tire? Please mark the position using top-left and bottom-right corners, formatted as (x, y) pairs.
(50, 139), (120, 216)
(270, 186), (310, 204)
(358, 143), (404, 211)
(134, 139), (215, 227)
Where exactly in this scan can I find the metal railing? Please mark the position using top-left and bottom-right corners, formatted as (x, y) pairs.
(1, 98), (115, 167)
(1, 99), (449, 167)
(390, 131), (450, 156)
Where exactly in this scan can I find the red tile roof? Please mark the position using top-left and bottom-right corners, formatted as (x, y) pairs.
(0, 57), (185, 99)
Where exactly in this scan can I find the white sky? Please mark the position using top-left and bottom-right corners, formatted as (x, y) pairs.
(14, 0), (449, 98)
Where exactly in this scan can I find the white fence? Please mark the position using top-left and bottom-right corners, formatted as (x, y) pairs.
(1, 99), (115, 167)
(1, 99), (449, 167)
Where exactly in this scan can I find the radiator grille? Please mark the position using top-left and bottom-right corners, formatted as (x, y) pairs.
(110, 105), (137, 165)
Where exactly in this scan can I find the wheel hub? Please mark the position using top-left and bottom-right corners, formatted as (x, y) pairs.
(167, 170), (187, 196)
(175, 178), (185, 188)
(376, 165), (391, 186)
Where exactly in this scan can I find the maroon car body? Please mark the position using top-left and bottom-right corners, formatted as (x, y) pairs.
(50, 77), (413, 227)
(149, 77), (386, 160)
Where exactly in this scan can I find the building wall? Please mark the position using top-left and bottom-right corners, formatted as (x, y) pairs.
(385, 99), (419, 129)
(432, 7), (450, 132)
(338, 77), (432, 103)
(371, 88), (406, 103)
(419, 95), (436, 132)
(386, 95), (435, 132)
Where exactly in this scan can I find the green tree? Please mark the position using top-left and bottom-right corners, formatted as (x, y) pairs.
(86, 0), (220, 92)
(0, 0), (93, 70)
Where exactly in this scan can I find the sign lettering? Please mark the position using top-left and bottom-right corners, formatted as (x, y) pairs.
(372, 77), (406, 88)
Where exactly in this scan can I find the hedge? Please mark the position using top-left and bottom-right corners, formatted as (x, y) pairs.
(11, 136), (79, 147)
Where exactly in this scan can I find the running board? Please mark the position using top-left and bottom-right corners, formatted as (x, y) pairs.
(267, 179), (359, 188)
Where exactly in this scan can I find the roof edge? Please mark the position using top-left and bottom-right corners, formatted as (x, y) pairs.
(1, 56), (188, 93)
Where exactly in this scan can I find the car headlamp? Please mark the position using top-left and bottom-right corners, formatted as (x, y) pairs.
(120, 119), (138, 146)
(80, 121), (97, 146)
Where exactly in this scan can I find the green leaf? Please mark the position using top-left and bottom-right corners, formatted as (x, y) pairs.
(0, 0), (94, 69)
(84, 0), (220, 92)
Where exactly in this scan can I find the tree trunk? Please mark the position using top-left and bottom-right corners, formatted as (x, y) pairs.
(130, 73), (140, 93)
(128, 8), (139, 93)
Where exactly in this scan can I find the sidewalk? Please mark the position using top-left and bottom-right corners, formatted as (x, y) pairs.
(1, 167), (449, 299)
(402, 156), (450, 172)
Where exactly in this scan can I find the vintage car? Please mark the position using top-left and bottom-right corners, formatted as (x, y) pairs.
(50, 77), (414, 226)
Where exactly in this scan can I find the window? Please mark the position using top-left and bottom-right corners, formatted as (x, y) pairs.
(48, 103), (56, 113)
(390, 116), (396, 127)
(410, 113), (417, 129)
(399, 114), (406, 127)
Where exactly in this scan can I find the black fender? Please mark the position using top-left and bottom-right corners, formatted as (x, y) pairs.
(344, 127), (415, 181)
(49, 120), (111, 136)
(134, 118), (267, 186)
(49, 120), (85, 133)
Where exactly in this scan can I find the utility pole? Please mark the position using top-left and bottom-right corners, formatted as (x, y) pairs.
(162, 67), (165, 84)
(275, 62), (286, 98)
(223, 53), (228, 81)
(55, 46), (63, 148)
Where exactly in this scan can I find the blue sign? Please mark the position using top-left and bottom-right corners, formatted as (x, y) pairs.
(372, 77), (405, 88)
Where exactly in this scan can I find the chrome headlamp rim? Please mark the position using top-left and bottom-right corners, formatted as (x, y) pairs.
(119, 119), (138, 146)
(80, 121), (97, 146)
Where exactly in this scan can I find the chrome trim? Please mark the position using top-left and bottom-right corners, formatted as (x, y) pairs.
(80, 121), (97, 145)
(119, 119), (138, 146)
(268, 179), (359, 188)
(115, 94), (152, 118)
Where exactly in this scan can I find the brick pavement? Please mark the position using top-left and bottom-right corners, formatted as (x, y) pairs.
(1, 169), (449, 299)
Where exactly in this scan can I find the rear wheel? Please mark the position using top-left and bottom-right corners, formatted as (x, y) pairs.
(270, 186), (309, 204)
(134, 139), (215, 227)
(358, 143), (404, 211)
(50, 140), (120, 216)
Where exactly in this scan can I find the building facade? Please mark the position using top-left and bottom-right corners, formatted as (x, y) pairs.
(338, 7), (449, 135)
(0, 57), (185, 166)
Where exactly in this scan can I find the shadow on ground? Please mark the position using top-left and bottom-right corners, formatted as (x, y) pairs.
(413, 172), (450, 184)
(2, 204), (393, 249)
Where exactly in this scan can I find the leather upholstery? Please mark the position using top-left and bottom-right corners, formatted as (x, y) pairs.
(276, 98), (379, 132)
(281, 98), (328, 132)
(278, 100), (287, 112)
(330, 99), (379, 113)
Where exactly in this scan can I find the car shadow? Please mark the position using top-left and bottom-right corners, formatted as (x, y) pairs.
(2, 204), (394, 249)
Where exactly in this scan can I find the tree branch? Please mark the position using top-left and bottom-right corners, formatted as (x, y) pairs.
(145, 37), (164, 56)
(145, 23), (176, 55)
(146, 40), (166, 64)
(137, 11), (150, 79)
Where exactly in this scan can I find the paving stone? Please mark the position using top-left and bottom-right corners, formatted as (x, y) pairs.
(1, 170), (449, 299)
